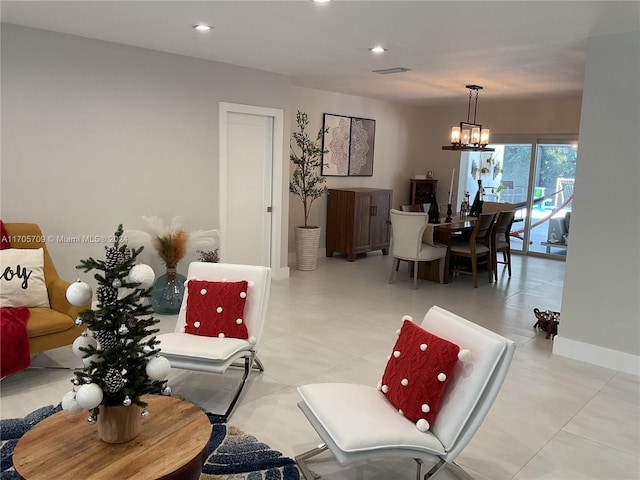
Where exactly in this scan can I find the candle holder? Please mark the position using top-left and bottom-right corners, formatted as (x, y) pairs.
(445, 204), (453, 223)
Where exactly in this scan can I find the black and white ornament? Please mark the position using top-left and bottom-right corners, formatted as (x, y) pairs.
(104, 247), (121, 269)
(104, 368), (126, 393)
(96, 285), (118, 306)
(95, 330), (118, 350)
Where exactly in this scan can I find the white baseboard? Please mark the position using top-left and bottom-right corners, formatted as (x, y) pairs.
(553, 336), (640, 376)
(272, 266), (290, 280)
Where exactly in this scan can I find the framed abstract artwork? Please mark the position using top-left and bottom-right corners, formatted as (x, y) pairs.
(321, 114), (376, 177)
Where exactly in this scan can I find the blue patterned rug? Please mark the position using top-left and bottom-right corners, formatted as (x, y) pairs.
(0, 405), (301, 480)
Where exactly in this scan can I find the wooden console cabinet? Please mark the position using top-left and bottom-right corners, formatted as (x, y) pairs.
(409, 179), (438, 206)
(326, 188), (392, 262)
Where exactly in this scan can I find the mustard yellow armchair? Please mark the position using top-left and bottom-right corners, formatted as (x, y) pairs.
(3, 223), (88, 354)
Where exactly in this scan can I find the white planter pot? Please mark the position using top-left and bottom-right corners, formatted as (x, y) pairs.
(295, 227), (321, 271)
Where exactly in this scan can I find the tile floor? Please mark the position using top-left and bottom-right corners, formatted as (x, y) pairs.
(2, 253), (639, 480)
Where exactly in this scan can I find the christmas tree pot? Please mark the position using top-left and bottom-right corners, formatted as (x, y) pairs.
(98, 404), (142, 443)
(151, 264), (186, 314)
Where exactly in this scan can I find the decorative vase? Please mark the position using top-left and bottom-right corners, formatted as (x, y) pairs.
(98, 404), (142, 444)
(151, 264), (186, 314)
(295, 227), (321, 271)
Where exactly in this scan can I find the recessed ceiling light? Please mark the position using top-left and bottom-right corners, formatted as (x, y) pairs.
(369, 46), (387, 54)
(312, 0), (332, 3)
(193, 24), (213, 32)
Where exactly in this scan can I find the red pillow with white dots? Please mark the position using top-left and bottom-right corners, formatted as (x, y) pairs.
(379, 317), (462, 432)
(184, 280), (249, 339)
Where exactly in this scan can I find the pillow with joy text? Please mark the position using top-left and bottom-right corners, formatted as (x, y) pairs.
(379, 318), (460, 432)
(184, 280), (249, 339)
(0, 248), (50, 308)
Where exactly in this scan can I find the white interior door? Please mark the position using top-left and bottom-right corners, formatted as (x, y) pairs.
(219, 103), (284, 270)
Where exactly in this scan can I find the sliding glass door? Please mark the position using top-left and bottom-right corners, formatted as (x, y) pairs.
(459, 135), (577, 257)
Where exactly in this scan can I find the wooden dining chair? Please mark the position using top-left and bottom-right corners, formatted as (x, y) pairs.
(492, 210), (516, 281)
(400, 204), (421, 212)
(449, 212), (496, 288)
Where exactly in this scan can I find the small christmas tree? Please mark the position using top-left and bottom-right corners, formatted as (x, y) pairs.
(63, 225), (170, 423)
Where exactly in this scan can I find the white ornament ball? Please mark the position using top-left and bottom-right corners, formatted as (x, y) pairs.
(381, 384), (389, 394)
(240, 291), (247, 299)
(437, 373), (447, 382)
(393, 350), (401, 358)
(72, 334), (98, 358)
(248, 336), (257, 345)
(82, 353), (103, 367)
(401, 378), (409, 386)
(235, 318), (243, 325)
(66, 281), (93, 307)
(402, 315), (413, 322)
(420, 343), (428, 352)
(421, 403), (431, 413)
(458, 349), (472, 363)
(127, 264), (155, 288)
(75, 383), (104, 409)
(62, 391), (82, 415)
(416, 419), (430, 432)
(145, 356), (171, 381)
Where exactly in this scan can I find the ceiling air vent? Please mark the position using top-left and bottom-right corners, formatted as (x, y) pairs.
(372, 67), (411, 75)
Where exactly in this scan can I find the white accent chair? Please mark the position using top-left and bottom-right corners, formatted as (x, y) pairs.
(388, 209), (447, 289)
(156, 262), (271, 420)
(295, 306), (516, 480)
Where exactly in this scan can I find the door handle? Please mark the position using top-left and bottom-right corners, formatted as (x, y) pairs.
(371, 205), (378, 216)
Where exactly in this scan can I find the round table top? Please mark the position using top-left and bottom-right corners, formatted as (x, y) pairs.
(13, 395), (211, 480)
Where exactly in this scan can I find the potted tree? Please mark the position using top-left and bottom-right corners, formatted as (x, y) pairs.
(289, 110), (328, 271)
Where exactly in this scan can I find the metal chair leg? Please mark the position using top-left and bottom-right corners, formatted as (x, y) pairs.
(295, 443), (328, 480)
(215, 353), (260, 421)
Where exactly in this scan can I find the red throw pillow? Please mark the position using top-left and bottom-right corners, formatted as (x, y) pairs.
(184, 280), (249, 339)
(380, 318), (460, 432)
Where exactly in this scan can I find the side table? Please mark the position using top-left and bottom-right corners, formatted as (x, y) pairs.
(13, 395), (211, 480)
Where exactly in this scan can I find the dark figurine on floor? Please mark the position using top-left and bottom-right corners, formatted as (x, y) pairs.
(533, 308), (560, 339)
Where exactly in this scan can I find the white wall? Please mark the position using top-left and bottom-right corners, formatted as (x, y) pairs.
(554, 30), (640, 375)
(420, 96), (583, 206)
(289, 87), (583, 255)
(1, 24), (291, 281)
(289, 86), (425, 253)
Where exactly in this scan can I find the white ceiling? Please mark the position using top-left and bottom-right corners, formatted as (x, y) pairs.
(2, 1), (639, 105)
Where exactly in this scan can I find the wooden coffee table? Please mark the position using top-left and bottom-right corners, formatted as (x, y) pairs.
(13, 395), (211, 480)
